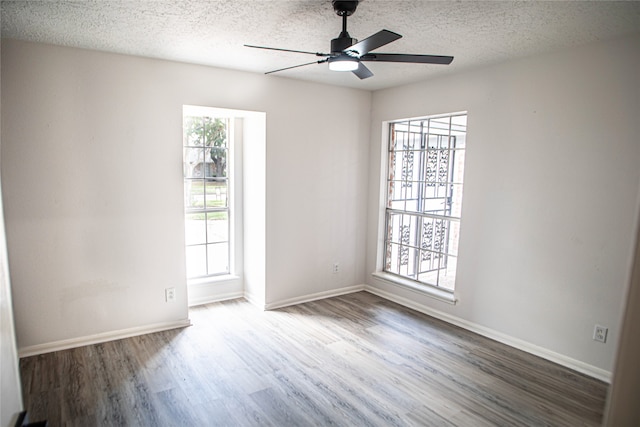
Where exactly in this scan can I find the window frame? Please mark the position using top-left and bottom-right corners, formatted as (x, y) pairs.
(183, 114), (233, 280)
(379, 112), (467, 299)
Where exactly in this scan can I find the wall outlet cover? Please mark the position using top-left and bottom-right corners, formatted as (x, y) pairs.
(593, 325), (608, 343)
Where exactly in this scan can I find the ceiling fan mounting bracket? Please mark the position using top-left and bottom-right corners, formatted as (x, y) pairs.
(332, 1), (359, 17)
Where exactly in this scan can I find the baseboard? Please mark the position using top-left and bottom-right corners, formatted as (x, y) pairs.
(364, 285), (612, 383)
(19, 285), (611, 382)
(187, 275), (243, 307)
(243, 291), (265, 310)
(188, 290), (244, 307)
(265, 284), (366, 310)
(18, 319), (192, 358)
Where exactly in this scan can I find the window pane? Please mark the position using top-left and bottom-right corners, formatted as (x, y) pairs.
(186, 245), (207, 278)
(447, 220), (461, 257)
(202, 117), (227, 148)
(387, 212), (400, 244)
(207, 212), (228, 243)
(205, 148), (227, 178)
(185, 213), (206, 245)
(451, 115), (467, 134)
(449, 185), (464, 217)
(420, 217), (448, 255)
(184, 147), (204, 178)
(183, 116), (203, 146)
(207, 243), (229, 275)
(399, 244), (417, 278)
(205, 180), (228, 208)
(429, 117), (451, 136)
(386, 242), (400, 273)
(184, 181), (204, 210)
(419, 256), (457, 291)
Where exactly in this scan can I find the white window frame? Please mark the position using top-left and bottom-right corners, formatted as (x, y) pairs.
(183, 111), (232, 279)
(183, 106), (249, 290)
(374, 112), (467, 304)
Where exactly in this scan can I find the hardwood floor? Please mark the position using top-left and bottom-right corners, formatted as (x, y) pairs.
(20, 292), (608, 426)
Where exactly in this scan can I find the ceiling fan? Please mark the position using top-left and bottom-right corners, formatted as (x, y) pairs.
(245, 0), (453, 80)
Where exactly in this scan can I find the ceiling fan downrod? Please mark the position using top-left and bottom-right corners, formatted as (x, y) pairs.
(331, 0), (359, 54)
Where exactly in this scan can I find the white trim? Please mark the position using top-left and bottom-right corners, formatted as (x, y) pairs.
(372, 271), (457, 304)
(243, 290), (265, 310)
(265, 285), (366, 311)
(187, 274), (243, 307)
(188, 290), (244, 307)
(188, 274), (241, 287)
(364, 285), (611, 383)
(18, 319), (192, 358)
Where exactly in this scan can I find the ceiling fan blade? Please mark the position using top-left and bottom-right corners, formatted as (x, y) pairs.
(265, 59), (329, 75)
(361, 53), (454, 64)
(346, 30), (402, 56)
(352, 63), (373, 80)
(245, 44), (329, 57)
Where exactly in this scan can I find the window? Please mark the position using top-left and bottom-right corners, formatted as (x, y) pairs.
(183, 113), (231, 279)
(383, 113), (467, 291)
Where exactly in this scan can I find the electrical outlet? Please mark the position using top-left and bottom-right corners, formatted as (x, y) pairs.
(165, 287), (176, 302)
(593, 325), (608, 343)
(333, 262), (340, 274)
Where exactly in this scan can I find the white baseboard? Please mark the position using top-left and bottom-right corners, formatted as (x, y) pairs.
(187, 275), (243, 307)
(18, 319), (192, 358)
(265, 285), (366, 310)
(243, 291), (265, 310)
(19, 284), (611, 383)
(364, 285), (612, 383)
(188, 290), (244, 307)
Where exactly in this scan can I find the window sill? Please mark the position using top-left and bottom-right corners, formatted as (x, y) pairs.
(188, 274), (241, 287)
(371, 272), (457, 305)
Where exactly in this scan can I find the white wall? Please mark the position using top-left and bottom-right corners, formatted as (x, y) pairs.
(1, 39), (371, 352)
(263, 80), (372, 306)
(0, 180), (22, 427)
(243, 114), (267, 307)
(366, 35), (640, 377)
(0, 40), (24, 427)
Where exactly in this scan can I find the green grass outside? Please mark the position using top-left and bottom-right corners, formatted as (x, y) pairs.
(191, 199), (226, 208)
(189, 181), (227, 193)
(186, 212), (228, 221)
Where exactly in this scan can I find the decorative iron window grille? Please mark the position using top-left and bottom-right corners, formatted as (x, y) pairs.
(384, 113), (467, 291)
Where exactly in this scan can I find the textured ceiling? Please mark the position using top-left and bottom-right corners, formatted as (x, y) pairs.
(2, 0), (640, 91)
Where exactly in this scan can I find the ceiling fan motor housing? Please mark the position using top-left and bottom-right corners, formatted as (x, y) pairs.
(331, 35), (357, 54)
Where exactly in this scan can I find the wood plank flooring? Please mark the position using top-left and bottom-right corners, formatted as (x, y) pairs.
(20, 291), (608, 426)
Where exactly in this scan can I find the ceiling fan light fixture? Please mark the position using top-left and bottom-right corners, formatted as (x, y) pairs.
(329, 57), (359, 72)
